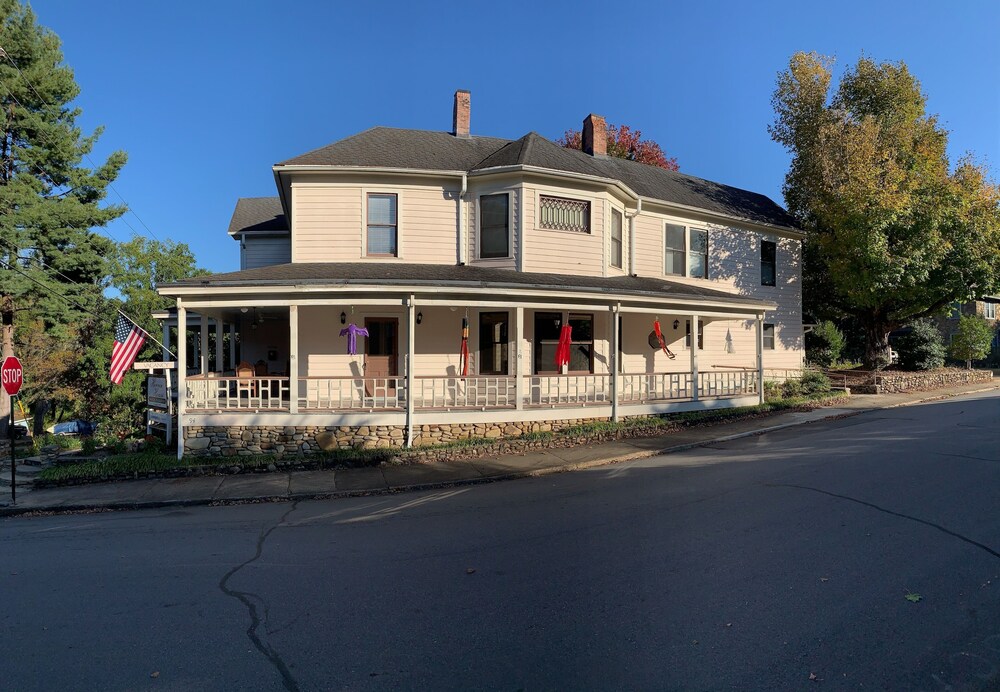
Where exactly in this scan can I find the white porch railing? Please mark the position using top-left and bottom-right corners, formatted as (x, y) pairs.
(698, 370), (759, 397)
(301, 377), (405, 410)
(186, 376), (290, 411)
(618, 372), (693, 402)
(527, 374), (611, 406)
(183, 371), (759, 411)
(414, 376), (516, 409)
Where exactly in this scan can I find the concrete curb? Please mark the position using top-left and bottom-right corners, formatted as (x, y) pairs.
(3, 383), (997, 518)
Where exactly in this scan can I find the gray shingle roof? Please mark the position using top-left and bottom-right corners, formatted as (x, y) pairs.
(227, 197), (287, 236)
(276, 127), (798, 231)
(163, 262), (769, 308)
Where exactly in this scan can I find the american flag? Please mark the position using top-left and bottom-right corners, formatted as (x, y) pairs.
(110, 313), (147, 385)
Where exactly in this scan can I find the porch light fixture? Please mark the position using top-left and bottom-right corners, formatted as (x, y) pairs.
(416, 311), (423, 325)
(672, 319), (680, 330)
(340, 311), (347, 325)
(240, 307), (249, 314)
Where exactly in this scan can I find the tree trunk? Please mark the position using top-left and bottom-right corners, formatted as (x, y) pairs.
(32, 398), (49, 436)
(862, 315), (893, 370)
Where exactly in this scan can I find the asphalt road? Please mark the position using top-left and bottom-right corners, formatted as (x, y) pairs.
(3, 391), (1000, 691)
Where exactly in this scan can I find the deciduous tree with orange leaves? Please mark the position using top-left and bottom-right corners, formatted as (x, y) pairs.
(558, 123), (678, 171)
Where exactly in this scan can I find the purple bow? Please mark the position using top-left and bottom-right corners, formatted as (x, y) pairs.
(339, 323), (369, 355)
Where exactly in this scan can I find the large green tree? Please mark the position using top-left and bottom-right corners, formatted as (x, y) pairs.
(0, 0), (126, 431)
(770, 52), (1000, 367)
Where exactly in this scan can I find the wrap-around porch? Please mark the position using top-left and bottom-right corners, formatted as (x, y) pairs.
(169, 293), (769, 453)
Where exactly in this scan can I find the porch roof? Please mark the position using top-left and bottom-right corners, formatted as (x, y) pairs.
(159, 262), (775, 310)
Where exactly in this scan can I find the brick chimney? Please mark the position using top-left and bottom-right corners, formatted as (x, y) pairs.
(453, 89), (471, 138)
(582, 113), (606, 156)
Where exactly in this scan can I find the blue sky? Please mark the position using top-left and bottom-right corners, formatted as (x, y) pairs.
(34, 0), (1000, 273)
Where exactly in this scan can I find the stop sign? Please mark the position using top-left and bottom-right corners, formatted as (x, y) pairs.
(1, 356), (23, 396)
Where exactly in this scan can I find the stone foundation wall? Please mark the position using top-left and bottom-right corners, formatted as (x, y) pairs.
(184, 417), (612, 457)
(853, 369), (993, 394)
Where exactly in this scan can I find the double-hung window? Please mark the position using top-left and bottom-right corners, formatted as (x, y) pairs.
(479, 194), (509, 259)
(478, 312), (509, 375)
(611, 209), (623, 269)
(665, 224), (709, 278)
(984, 301), (997, 320)
(763, 324), (776, 349)
(761, 240), (776, 286)
(665, 224), (685, 276)
(367, 193), (397, 256)
(685, 320), (704, 349)
(689, 229), (708, 278)
(533, 312), (594, 373)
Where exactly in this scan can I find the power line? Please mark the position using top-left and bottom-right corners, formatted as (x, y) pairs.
(0, 236), (177, 357)
(0, 255), (176, 358)
(0, 48), (161, 243)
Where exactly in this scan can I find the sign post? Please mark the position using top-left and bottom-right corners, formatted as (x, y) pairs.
(2, 356), (24, 505)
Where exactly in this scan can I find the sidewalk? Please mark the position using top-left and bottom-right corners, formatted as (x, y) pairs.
(2, 381), (997, 517)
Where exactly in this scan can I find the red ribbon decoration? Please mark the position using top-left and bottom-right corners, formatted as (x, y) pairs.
(653, 319), (676, 359)
(555, 324), (573, 370)
(459, 317), (470, 377)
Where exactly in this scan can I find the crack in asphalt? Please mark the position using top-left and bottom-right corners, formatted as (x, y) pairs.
(219, 501), (301, 691)
(939, 452), (1000, 463)
(767, 484), (1000, 560)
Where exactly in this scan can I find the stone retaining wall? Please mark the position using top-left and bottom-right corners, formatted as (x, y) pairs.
(853, 369), (993, 394)
(183, 417), (612, 457)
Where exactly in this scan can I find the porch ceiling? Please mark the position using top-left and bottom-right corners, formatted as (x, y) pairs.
(159, 263), (775, 313)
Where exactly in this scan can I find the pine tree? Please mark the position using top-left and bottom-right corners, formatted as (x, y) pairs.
(0, 0), (126, 432)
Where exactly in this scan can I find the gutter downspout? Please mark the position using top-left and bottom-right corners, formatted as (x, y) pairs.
(458, 173), (468, 265)
(625, 198), (642, 276)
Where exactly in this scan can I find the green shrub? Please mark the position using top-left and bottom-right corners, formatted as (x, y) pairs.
(799, 370), (832, 395)
(897, 319), (946, 371)
(780, 378), (802, 398)
(81, 437), (97, 455)
(763, 380), (783, 402)
(948, 314), (994, 368)
(805, 321), (845, 367)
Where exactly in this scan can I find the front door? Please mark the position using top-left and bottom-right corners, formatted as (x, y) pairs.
(364, 318), (398, 395)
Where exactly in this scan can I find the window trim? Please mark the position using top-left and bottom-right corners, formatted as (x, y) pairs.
(364, 191), (399, 258)
(533, 311), (595, 374)
(537, 194), (592, 234)
(664, 222), (710, 279)
(477, 311), (510, 375)
(763, 323), (776, 350)
(477, 192), (512, 260)
(610, 207), (624, 270)
(761, 239), (777, 287)
(983, 301), (997, 320)
(685, 320), (705, 350)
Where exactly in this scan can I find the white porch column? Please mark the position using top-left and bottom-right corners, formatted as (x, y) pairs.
(162, 321), (171, 361)
(200, 314), (209, 374)
(177, 302), (187, 461)
(228, 323), (237, 370)
(289, 305), (299, 414)
(214, 319), (223, 372)
(514, 307), (524, 410)
(611, 304), (620, 422)
(405, 295), (416, 446)
(756, 315), (765, 404)
(690, 314), (699, 402)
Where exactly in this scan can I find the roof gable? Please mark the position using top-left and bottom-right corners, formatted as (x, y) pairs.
(228, 197), (287, 236)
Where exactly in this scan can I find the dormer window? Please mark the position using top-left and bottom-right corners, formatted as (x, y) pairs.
(539, 195), (590, 233)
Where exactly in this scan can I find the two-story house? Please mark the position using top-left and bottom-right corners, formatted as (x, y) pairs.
(158, 91), (804, 458)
